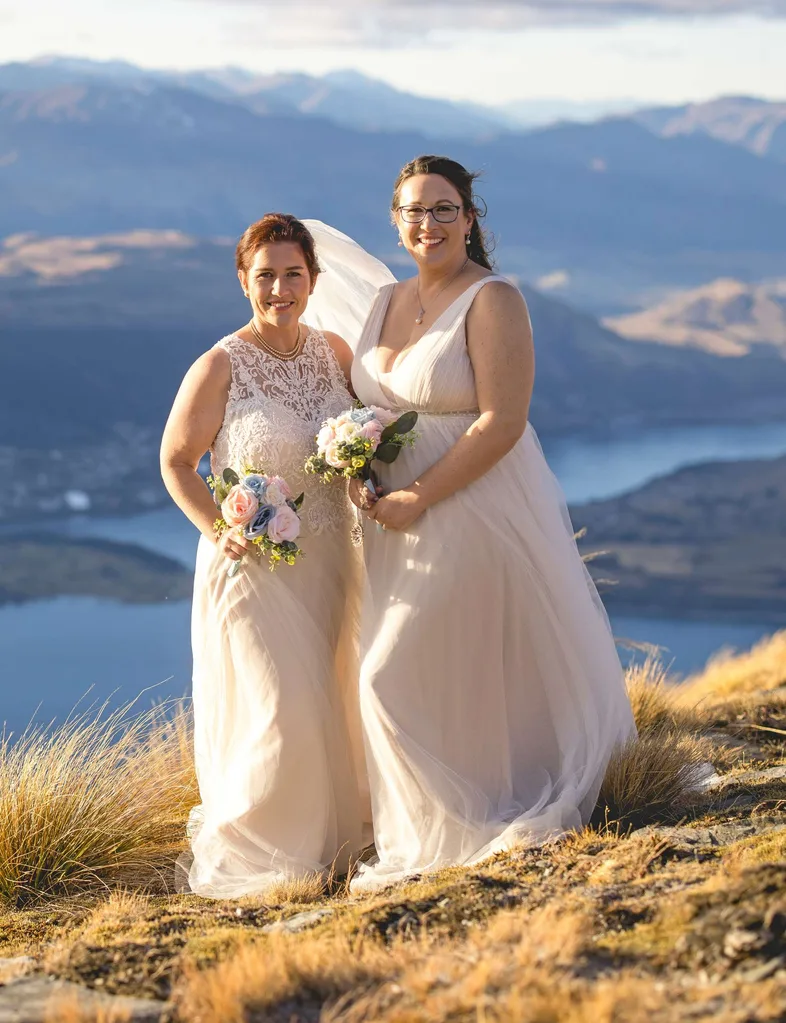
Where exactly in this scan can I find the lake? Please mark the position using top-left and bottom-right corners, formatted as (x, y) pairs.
(3, 420), (785, 734)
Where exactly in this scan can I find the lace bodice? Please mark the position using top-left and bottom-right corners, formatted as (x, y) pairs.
(212, 329), (353, 535)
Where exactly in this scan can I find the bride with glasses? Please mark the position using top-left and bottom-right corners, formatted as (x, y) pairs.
(309, 154), (635, 892)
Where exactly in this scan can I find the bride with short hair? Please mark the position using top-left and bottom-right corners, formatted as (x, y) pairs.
(161, 213), (371, 897)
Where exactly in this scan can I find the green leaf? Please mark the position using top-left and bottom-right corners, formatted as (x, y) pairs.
(380, 410), (418, 443)
(393, 410), (419, 435)
(293, 492), (305, 511)
(214, 481), (229, 505)
(222, 468), (240, 488)
(374, 442), (400, 464)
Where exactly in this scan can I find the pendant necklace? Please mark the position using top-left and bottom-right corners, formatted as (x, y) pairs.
(415, 257), (469, 326)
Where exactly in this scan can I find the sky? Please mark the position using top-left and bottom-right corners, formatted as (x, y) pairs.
(1, 0), (785, 107)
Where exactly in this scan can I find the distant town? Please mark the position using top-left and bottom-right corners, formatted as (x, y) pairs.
(0, 428), (175, 524)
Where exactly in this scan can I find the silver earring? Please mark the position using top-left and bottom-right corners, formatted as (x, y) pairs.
(466, 235), (471, 246)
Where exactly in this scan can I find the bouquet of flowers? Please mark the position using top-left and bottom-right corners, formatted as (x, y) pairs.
(207, 467), (304, 577)
(304, 404), (418, 495)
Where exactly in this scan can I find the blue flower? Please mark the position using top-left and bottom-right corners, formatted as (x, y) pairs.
(244, 503), (275, 539)
(243, 474), (268, 497)
(349, 407), (376, 426)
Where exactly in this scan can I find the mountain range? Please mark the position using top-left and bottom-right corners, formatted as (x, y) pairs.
(634, 96), (786, 162)
(606, 278), (786, 357)
(2, 57), (786, 450)
(2, 59), (786, 314)
(0, 58), (642, 137)
(3, 230), (786, 450)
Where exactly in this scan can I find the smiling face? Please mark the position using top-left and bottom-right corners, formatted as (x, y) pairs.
(395, 173), (474, 270)
(238, 242), (314, 328)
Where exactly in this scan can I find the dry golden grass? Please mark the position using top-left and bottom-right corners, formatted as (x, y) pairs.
(176, 930), (396, 1022)
(4, 633), (785, 1023)
(176, 899), (594, 1023)
(0, 701), (196, 907)
(677, 630), (786, 709)
(44, 996), (132, 1023)
(263, 871), (329, 906)
(625, 655), (704, 734)
(720, 826), (786, 871)
(595, 727), (713, 827)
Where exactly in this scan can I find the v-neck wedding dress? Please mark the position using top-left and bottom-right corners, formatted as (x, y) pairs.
(350, 277), (635, 891)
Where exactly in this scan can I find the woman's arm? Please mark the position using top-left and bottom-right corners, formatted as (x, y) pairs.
(160, 348), (256, 562)
(368, 282), (534, 531)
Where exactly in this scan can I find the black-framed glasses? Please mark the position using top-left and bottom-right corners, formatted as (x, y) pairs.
(396, 203), (462, 224)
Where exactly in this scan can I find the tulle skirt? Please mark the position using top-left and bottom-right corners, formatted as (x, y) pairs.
(353, 416), (635, 891)
(187, 528), (367, 898)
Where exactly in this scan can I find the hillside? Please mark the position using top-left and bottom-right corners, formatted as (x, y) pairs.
(605, 277), (786, 357)
(3, 61), (786, 310)
(574, 454), (786, 621)
(635, 96), (786, 162)
(1, 636), (784, 1021)
(0, 536), (192, 606)
(3, 231), (786, 450)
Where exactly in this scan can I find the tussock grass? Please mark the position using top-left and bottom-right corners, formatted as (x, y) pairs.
(595, 728), (713, 828)
(677, 630), (786, 710)
(5, 633), (786, 1023)
(0, 701), (196, 907)
(264, 871), (328, 906)
(625, 656), (704, 735)
(176, 931), (396, 1023)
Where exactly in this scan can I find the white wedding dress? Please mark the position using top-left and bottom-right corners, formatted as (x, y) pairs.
(187, 328), (368, 898)
(349, 277), (636, 891)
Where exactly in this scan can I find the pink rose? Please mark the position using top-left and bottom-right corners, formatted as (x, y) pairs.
(267, 505), (301, 543)
(221, 484), (258, 527)
(264, 476), (292, 507)
(368, 405), (398, 427)
(324, 441), (350, 468)
(360, 420), (383, 446)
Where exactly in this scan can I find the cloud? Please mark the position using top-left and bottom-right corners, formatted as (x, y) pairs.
(195, 0), (786, 48)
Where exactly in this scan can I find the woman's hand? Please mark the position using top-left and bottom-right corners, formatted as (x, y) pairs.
(217, 529), (257, 563)
(348, 477), (383, 511)
(367, 488), (428, 532)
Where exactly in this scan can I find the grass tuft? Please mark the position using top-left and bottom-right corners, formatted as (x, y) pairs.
(625, 656), (704, 735)
(264, 871), (328, 906)
(0, 701), (196, 907)
(677, 630), (786, 709)
(595, 727), (713, 828)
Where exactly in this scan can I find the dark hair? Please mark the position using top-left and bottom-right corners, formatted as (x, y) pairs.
(391, 155), (494, 271)
(235, 213), (321, 284)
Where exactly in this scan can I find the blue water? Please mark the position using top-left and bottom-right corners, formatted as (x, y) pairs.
(3, 421), (785, 733)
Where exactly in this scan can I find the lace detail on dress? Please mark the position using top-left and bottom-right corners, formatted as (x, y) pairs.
(211, 330), (353, 535)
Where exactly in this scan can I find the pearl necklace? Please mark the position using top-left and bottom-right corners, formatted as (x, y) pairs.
(248, 320), (303, 361)
(415, 257), (470, 326)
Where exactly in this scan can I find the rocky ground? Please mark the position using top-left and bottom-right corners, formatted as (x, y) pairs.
(0, 638), (784, 1021)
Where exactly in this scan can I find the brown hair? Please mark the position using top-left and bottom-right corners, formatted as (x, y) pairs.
(391, 155), (494, 271)
(235, 213), (321, 284)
